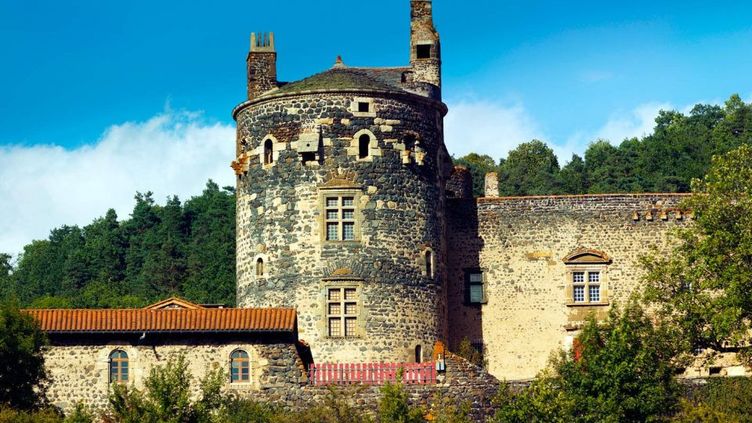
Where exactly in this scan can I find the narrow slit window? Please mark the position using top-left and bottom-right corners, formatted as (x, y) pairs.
(425, 250), (433, 278)
(263, 139), (273, 165)
(358, 134), (370, 159)
(256, 258), (264, 277)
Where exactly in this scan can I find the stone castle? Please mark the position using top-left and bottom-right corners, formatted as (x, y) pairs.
(26, 0), (746, 415)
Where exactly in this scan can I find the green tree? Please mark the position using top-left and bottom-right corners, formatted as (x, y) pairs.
(492, 302), (681, 422)
(181, 181), (236, 305)
(0, 254), (14, 299)
(499, 140), (560, 196)
(644, 144), (752, 357)
(0, 301), (48, 410)
(453, 153), (500, 197)
(106, 355), (226, 423)
(558, 154), (588, 194)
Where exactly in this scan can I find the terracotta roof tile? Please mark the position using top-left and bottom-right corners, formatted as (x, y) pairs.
(23, 308), (296, 334)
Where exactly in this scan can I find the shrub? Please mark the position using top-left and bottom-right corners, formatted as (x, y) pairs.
(378, 369), (424, 423)
(0, 406), (62, 423)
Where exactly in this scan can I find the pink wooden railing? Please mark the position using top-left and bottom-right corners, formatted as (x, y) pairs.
(308, 362), (436, 385)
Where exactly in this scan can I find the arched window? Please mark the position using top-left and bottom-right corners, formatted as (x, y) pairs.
(415, 345), (423, 363)
(256, 257), (264, 277)
(109, 350), (129, 384)
(358, 134), (370, 159)
(230, 350), (250, 383)
(425, 250), (433, 278)
(263, 139), (273, 165)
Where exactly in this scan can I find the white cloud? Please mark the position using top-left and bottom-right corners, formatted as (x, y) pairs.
(594, 102), (672, 144)
(444, 100), (544, 161)
(0, 111), (235, 256)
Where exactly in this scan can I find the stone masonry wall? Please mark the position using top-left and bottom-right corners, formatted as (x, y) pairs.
(44, 336), (305, 414)
(233, 91), (450, 364)
(256, 352), (499, 422)
(447, 193), (691, 380)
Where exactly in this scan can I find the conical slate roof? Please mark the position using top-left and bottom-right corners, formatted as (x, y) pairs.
(267, 66), (411, 97)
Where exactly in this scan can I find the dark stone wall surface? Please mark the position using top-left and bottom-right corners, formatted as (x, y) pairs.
(234, 90), (451, 363)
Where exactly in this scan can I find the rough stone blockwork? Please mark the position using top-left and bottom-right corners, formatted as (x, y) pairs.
(447, 193), (691, 380)
(255, 353), (499, 422)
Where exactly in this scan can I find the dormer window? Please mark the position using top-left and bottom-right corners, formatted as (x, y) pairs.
(416, 44), (431, 59)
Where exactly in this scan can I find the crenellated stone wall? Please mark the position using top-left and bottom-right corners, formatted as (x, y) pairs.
(446, 193), (692, 380)
(233, 90), (451, 364)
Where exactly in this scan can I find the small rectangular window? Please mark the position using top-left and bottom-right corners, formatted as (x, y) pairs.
(573, 286), (585, 302)
(326, 223), (338, 241)
(469, 284), (484, 303)
(345, 317), (357, 337)
(358, 102), (370, 113)
(465, 270), (486, 305)
(416, 44), (431, 59)
(344, 288), (357, 300)
(329, 318), (341, 337)
(323, 194), (358, 242)
(327, 287), (359, 338)
(570, 270), (604, 304)
(342, 223), (355, 240)
(328, 289), (340, 301)
(589, 285), (600, 302)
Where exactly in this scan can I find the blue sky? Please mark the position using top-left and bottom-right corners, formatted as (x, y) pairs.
(1, 0), (751, 254)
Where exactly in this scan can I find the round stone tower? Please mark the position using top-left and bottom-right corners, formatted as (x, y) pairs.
(232, 1), (450, 363)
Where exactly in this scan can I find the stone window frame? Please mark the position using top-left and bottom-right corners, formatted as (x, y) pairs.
(108, 349), (129, 384)
(318, 187), (363, 244)
(253, 253), (269, 279)
(350, 97), (376, 118)
(322, 280), (365, 339)
(349, 129), (380, 162)
(563, 249), (611, 307)
(258, 134), (282, 168)
(464, 268), (487, 305)
(229, 349), (251, 384)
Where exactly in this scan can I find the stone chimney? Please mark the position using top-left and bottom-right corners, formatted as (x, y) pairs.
(247, 32), (277, 100)
(484, 172), (499, 197)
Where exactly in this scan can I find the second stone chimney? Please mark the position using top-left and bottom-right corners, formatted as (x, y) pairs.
(484, 172), (499, 197)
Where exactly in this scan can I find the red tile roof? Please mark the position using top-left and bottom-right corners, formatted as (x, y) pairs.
(24, 308), (296, 334)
